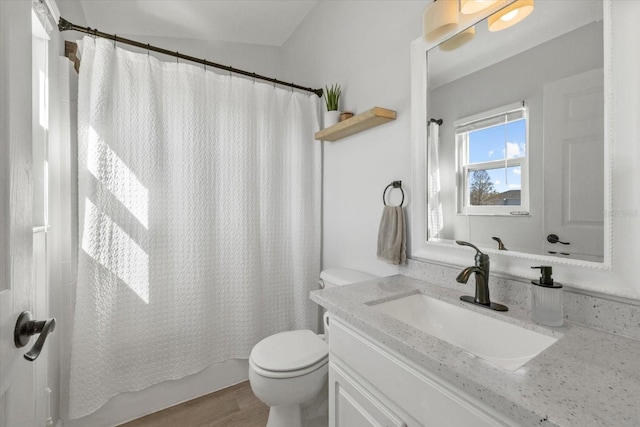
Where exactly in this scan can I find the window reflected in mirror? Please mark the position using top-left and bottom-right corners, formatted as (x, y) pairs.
(455, 103), (528, 215)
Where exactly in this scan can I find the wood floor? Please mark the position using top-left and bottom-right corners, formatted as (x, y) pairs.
(118, 381), (269, 427)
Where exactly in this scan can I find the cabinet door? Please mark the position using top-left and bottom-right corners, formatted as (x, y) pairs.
(330, 317), (519, 427)
(330, 363), (406, 427)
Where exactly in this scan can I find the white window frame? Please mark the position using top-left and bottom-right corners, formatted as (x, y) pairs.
(455, 102), (529, 216)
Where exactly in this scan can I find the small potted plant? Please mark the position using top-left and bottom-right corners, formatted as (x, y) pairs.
(324, 84), (342, 127)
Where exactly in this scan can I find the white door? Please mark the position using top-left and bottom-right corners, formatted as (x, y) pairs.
(543, 68), (604, 262)
(0, 1), (37, 426)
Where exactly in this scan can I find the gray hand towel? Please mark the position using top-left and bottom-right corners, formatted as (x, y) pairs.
(377, 205), (406, 265)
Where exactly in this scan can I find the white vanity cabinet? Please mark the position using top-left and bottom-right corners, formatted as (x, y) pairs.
(328, 316), (520, 427)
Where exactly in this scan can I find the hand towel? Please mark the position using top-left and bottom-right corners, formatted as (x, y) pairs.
(377, 205), (407, 265)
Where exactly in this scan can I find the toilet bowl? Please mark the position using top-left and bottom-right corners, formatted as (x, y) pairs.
(249, 330), (328, 427)
(248, 268), (376, 427)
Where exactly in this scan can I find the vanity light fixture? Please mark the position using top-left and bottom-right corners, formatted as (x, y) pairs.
(423, 0), (459, 42)
(460, 0), (499, 15)
(439, 26), (475, 51)
(488, 0), (534, 32)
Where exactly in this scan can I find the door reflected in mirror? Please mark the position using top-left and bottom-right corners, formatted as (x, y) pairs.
(426, 0), (604, 262)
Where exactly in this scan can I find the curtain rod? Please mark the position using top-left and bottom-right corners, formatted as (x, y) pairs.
(57, 17), (324, 98)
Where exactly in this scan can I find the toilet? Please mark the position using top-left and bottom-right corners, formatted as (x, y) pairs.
(248, 268), (377, 427)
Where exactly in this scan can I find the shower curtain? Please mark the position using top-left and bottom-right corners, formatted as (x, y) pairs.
(69, 37), (321, 418)
(427, 121), (443, 239)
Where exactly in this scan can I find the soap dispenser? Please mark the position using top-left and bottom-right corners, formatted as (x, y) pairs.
(530, 266), (563, 326)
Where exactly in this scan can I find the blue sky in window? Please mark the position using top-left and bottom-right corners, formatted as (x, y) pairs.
(469, 119), (527, 193)
(467, 118), (525, 194)
(482, 166), (521, 194)
(468, 119), (526, 163)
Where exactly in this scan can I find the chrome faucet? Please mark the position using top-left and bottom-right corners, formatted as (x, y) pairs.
(455, 241), (508, 312)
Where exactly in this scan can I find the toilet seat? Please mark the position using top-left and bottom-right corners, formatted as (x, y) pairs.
(250, 330), (328, 379)
(250, 356), (328, 379)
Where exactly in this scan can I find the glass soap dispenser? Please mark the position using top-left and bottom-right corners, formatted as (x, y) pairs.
(530, 266), (563, 326)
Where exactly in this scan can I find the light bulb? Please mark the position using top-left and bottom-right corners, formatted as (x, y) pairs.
(500, 10), (519, 22)
(488, 0), (534, 32)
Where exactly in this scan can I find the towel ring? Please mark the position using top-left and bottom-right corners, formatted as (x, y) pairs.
(383, 181), (404, 207)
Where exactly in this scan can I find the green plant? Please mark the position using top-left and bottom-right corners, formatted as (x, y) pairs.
(324, 84), (341, 111)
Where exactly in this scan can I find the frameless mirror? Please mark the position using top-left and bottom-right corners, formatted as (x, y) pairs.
(426, 0), (604, 262)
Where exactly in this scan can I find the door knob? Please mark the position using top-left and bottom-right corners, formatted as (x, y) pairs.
(14, 311), (56, 361)
(547, 234), (570, 245)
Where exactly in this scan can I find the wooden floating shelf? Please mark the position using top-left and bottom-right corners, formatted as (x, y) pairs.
(315, 107), (397, 142)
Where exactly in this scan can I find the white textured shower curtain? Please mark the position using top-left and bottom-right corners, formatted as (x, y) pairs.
(69, 37), (321, 418)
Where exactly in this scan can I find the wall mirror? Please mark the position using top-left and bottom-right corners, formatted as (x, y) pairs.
(427, 0), (603, 262)
(407, 0), (640, 297)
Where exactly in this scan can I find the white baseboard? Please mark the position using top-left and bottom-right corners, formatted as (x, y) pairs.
(62, 359), (248, 427)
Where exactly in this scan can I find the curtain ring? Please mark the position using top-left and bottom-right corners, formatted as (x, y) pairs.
(291, 84), (294, 93)
(229, 66), (233, 78)
(252, 73), (256, 84)
(147, 43), (150, 57)
(383, 181), (405, 207)
(113, 34), (116, 48)
(203, 60), (206, 72)
(176, 52), (179, 65)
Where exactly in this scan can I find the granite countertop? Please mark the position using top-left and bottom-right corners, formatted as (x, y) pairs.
(311, 275), (640, 426)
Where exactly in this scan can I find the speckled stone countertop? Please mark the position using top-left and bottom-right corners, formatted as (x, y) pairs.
(311, 275), (640, 427)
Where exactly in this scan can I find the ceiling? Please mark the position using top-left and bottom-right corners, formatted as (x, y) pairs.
(428, 0), (603, 88)
(60, 0), (319, 47)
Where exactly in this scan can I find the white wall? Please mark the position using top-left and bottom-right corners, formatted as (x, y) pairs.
(107, 35), (283, 79)
(49, 56), (77, 427)
(58, 27), (282, 83)
(281, 1), (427, 277)
(56, 0), (87, 28)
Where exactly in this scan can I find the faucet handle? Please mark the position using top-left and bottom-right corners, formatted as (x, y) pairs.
(456, 240), (485, 256)
(492, 236), (507, 251)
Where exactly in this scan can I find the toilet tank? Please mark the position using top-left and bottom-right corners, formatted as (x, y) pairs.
(319, 268), (377, 289)
(318, 268), (377, 338)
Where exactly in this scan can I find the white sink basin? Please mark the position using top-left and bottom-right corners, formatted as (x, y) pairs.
(371, 293), (559, 371)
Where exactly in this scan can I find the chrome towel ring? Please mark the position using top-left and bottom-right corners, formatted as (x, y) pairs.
(383, 181), (405, 207)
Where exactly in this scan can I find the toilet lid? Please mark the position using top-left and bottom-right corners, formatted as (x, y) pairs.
(320, 268), (376, 287)
(250, 330), (328, 372)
